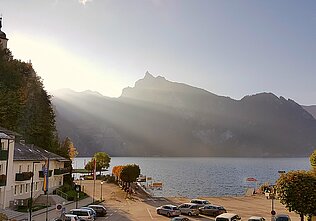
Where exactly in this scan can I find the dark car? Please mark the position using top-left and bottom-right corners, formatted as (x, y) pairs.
(171, 217), (190, 221)
(88, 205), (107, 217)
(199, 205), (227, 216)
(275, 214), (291, 221)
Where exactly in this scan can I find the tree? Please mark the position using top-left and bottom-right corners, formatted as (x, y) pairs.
(310, 149), (316, 172)
(61, 137), (78, 160)
(84, 160), (94, 172)
(276, 170), (316, 220)
(119, 164), (140, 187)
(94, 152), (111, 175)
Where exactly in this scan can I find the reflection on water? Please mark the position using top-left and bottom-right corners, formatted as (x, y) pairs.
(73, 157), (310, 198)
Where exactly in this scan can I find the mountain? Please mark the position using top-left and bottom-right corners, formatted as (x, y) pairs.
(53, 73), (316, 157)
(303, 105), (316, 119)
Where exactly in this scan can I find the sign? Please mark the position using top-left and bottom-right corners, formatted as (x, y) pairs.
(56, 204), (62, 211)
(75, 184), (81, 192)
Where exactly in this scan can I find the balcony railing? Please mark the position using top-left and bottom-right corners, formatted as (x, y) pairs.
(0, 174), (6, 186)
(39, 170), (52, 178)
(0, 150), (8, 161)
(15, 172), (33, 181)
(54, 167), (71, 175)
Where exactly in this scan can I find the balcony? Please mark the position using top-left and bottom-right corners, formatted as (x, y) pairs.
(54, 167), (71, 175)
(0, 150), (8, 161)
(0, 174), (6, 186)
(15, 172), (33, 181)
(39, 170), (52, 178)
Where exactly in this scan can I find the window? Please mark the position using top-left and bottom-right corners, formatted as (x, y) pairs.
(27, 165), (30, 172)
(25, 183), (29, 193)
(19, 165), (22, 173)
(1, 142), (4, 150)
(14, 185), (18, 195)
(0, 164), (2, 173)
(35, 182), (38, 191)
(20, 184), (23, 194)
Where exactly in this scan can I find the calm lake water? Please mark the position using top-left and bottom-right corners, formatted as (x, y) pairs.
(73, 157), (310, 198)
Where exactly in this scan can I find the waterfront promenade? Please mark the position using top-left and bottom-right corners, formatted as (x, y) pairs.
(7, 180), (300, 221)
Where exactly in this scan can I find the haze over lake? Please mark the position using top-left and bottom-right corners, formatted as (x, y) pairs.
(74, 157), (310, 198)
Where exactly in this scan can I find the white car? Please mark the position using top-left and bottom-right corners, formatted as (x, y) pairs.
(215, 213), (241, 221)
(69, 209), (95, 221)
(53, 214), (81, 221)
(248, 216), (265, 221)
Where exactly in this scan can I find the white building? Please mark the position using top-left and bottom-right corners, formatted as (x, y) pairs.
(0, 127), (70, 209)
(0, 127), (16, 209)
(12, 143), (70, 207)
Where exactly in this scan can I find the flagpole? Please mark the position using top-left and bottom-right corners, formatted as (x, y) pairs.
(93, 158), (96, 203)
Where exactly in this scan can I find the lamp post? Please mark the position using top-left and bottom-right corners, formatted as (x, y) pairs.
(29, 161), (40, 221)
(100, 181), (104, 201)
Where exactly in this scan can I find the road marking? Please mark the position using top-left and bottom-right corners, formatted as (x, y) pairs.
(147, 208), (154, 220)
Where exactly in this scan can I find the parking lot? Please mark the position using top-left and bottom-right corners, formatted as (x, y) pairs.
(29, 181), (300, 221)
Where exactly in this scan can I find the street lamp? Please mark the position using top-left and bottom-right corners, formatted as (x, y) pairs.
(100, 181), (104, 201)
(29, 161), (40, 221)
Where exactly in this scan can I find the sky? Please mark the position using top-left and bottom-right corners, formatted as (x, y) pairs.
(0, 0), (315, 105)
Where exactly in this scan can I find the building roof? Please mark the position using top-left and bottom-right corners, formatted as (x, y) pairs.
(0, 126), (21, 137)
(14, 142), (69, 161)
(0, 132), (12, 139)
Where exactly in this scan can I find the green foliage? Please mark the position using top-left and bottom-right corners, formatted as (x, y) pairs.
(84, 160), (94, 171)
(85, 152), (111, 175)
(0, 48), (59, 153)
(310, 149), (316, 171)
(94, 152), (111, 173)
(276, 170), (316, 216)
(119, 164), (140, 184)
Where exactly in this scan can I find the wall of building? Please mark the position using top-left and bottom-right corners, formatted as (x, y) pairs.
(0, 38), (7, 49)
(0, 136), (15, 208)
(11, 160), (65, 203)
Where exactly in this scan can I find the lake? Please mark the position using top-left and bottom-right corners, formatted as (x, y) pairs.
(73, 157), (310, 198)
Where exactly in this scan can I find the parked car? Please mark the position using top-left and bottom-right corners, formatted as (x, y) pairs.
(88, 204), (107, 217)
(190, 199), (210, 207)
(53, 214), (81, 221)
(80, 207), (96, 219)
(156, 205), (181, 217)
(248, 216), (266, 221)
(248, 216), (265, 221)
(170, 217), (191, 221)
(178, 203), (199, 216)
(69, 209), (95, 221)
(199, 204), (227, 216)
(215, 213), (241, 221)
(275, 214), (291, 221)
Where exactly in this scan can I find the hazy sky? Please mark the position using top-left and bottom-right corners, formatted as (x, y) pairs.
(1, 0), (315, 104)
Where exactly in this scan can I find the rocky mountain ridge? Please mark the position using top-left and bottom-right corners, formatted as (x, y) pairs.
(53, 73), (316, 157)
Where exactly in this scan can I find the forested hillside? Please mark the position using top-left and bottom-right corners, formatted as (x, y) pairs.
(0, 48), (59, 153)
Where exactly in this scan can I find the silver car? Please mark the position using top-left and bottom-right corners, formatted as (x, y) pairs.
(156, 205), (181, 217)
(178, 203), (199, 216)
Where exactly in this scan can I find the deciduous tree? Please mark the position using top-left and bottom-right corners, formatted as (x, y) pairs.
(94, 152), (111, 175)
(276, 170), (316, 221)
(310, 149), (316, 172)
